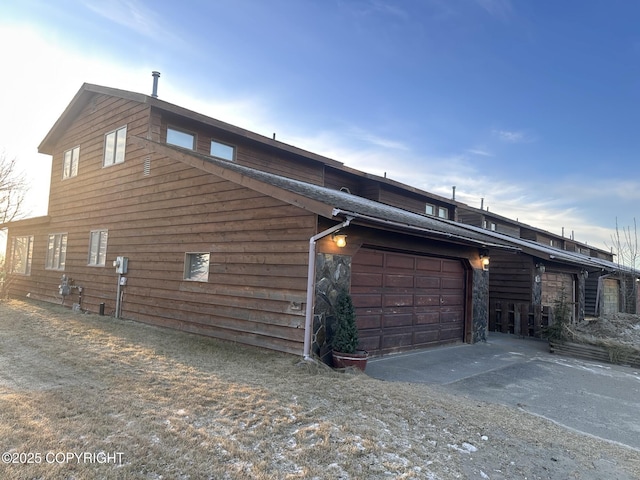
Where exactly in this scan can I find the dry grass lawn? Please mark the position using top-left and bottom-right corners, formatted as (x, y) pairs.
(0, 299), (639, 479)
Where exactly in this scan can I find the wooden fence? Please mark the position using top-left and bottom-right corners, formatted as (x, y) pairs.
(489, 301), (551, 338)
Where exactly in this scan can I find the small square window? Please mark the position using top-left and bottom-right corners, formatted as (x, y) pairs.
(425, 204), (435, 216)
(210, 140), (235, 161)
(437, 207), (448, 219)
(167, 127), (195, 150)
(88, 230), (108, 266)
(184, 253), (210, 281)
(104, 126), (127, 167)
(63, 146), (80, 179)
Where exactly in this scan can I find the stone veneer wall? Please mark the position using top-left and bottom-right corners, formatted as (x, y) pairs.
(472, 268), (489, 342)
(312, 253), (351, 364)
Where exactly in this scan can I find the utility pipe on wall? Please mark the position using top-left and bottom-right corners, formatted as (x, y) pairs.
(303, 214), (352, 361)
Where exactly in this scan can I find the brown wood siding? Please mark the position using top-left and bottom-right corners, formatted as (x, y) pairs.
(7, 97), (318, 355)
(160, 113), (324, 185)
(351, 248), (466, 355)
(322, 168), (362, 195)
(488, 252), (533, 303)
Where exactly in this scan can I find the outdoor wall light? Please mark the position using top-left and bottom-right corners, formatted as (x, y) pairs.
(332, 233), (347, 248)
(536, 263), (546, 273)
(480, 255), (490, 271)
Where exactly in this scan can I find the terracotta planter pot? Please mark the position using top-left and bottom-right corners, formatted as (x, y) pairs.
(332, 350), (368, 371)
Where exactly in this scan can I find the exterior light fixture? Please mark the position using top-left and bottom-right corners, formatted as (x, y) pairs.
(332, 233), (347, 248)
(481, 255), (490, 271)
(536, 263), (546, 273)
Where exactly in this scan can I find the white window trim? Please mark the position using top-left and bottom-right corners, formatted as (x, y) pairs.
(10, 235), (34, 275)
(167, 126), (196, 150)
(103, 125), (127, 167)
(88, 229), (109, 266)
(210, 139), (235, 161)
(63, 146), (80, 179)
(46, 233), (68, 271)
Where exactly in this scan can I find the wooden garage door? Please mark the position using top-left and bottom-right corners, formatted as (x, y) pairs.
(351, 248), (466, 355)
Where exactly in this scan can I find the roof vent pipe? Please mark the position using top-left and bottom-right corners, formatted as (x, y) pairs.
(151, 71), (160, 98)
(480, 198), (484, 210)
(452, 185), (456, 201)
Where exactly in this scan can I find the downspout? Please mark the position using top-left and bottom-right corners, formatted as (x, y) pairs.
(303, 213), (353, 361)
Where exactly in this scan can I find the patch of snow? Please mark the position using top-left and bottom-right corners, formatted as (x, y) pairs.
(480, 470), (490, 479)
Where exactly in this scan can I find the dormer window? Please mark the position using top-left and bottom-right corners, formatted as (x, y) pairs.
(425, 204), (435, 216)
(210, 139), (235, 161)
(167, 127), (195, 150)
(437, 207), (448, 219)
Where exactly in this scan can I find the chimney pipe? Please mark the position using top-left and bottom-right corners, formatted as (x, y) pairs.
(480, 198), (484, 210)
(452, 186), (456, 201)
(151, 71), (160, 98)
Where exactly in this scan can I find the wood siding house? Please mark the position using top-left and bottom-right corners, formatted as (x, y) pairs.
(2, 83), (519, 359)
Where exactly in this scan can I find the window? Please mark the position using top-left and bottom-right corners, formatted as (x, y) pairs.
(210, 139), (235, 161)
(88, 230), (108, 266)
(437, 207), (448, 219)
(425, 204), (435, 216)
(184, 253), (210, 281)
(46, 233), (68, 270)
(103, 125), (127, 166)
(489, 222), (497, 231)
(167, 127), (195, 150)
(10, 236), (34, 275)
(63, 146), (80, 179)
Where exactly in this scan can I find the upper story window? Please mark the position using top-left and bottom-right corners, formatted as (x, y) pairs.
(10, 235), (34, 275)
(63, 146), (80, 179)
(46, 233), (68, 270)
(425, 204), (435, 216)
(167, 127), (195, 150)
(88, 230), (108, 266)
(437, 207), (448, 219)
(184, 252), (210, 282)
(104, 125), (127, 167)
(210, 139), (235, 161)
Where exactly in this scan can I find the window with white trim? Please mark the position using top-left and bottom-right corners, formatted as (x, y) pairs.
(184, 253), (210, 281)
(10, 235), (34, 275)
(88, 230), (108, 266)
(167, 127), (195, 150)
(63, 146), (80, 179)
(437, 207), (448, 219)
(425, 204), (435, 216)
(103, 125), (127, 167)
(46, 233), (68, 270)
(210, 139), (235, 161)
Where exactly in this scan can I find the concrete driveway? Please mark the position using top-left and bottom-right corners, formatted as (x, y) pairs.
(366, 333), (640, 451)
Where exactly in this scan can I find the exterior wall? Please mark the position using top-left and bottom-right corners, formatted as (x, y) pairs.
(6, 96), (318, 355)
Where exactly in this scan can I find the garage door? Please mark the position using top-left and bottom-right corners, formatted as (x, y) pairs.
(351, 248), (466, 355)
(541, 271), (576, 322)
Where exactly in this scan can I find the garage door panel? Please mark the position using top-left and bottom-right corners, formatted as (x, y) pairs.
(352, 249), (466, 355)
(352, 272), (383, 287)
(415, 294), (440, 306)
(386, 254), (415, 270)
(415, 311), (440, 324)
(382, 312), (414, 328)
(385, 274), (415, 288)
(382, 294), (414, 307)
(416, 257), (443, 272)
(415, 276), (441, 289)
(352, 293), (382, 308)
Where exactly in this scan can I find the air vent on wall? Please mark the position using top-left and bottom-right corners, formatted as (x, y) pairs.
(339, 187), (351, 194)
(143, 156), (151, 176)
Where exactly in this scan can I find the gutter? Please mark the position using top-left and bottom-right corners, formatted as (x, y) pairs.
(303, 212), (353, 361)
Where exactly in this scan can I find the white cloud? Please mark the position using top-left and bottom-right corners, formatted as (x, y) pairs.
(474, 0), (514, 21)
(493, 129), (533, 144)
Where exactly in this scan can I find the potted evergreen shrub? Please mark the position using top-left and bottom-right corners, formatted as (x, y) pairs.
(331, 289), (368, 371)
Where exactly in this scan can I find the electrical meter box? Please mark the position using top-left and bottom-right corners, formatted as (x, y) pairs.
(113, 256), (128, 274)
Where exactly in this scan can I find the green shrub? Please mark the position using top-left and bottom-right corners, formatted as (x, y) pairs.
(331, 290), (359, 354)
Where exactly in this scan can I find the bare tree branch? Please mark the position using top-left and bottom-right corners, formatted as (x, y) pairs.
(0, 152), (28, 224)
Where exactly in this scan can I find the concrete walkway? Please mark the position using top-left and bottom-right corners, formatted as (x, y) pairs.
(366, 333), (640, 451)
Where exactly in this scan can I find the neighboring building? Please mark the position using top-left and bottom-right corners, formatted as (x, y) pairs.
(2, 83), (519, 359)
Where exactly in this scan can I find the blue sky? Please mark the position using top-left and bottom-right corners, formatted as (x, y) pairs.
(0, 0), (639, 254)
